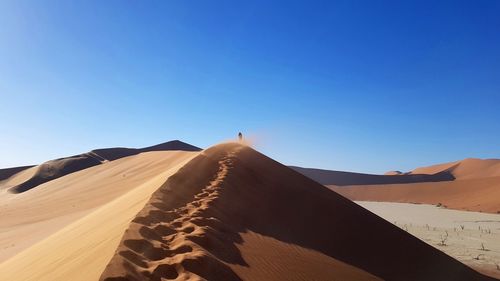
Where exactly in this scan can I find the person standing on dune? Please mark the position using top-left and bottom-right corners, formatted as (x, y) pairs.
(238, 132), (243, 141)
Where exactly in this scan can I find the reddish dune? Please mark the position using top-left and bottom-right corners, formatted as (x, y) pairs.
(290, 166), (454, 186)
(328, 158), (500, 213)
(411, 158), (500, 180)
(293, 158), (500, 213)
(100, 143), (493, 281)
(331, 175), (500, 213)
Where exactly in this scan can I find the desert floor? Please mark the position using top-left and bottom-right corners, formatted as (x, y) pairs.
(358, 201), (500, 278)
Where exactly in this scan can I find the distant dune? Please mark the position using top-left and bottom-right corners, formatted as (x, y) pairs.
(331, 176), (500, 213)
(290, 166), (454, 186)
(91, 140), (201, 161)
(0, 165), (34, 181)
(410, 158), (500, 180)
(301, 158), (500, 214)
(2, 140), (201, 193)
(100, 143), (490, 281)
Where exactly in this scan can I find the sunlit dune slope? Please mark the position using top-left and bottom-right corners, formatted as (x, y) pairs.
(0, 150), (199, 268)
(410, 158), (500, 180)
(331, 175), (500, 213)
(296, 158), (500, 214)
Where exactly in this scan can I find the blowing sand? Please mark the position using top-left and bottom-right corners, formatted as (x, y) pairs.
(357, 201), (500, 279)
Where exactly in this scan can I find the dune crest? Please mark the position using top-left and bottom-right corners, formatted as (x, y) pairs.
(411, 158), (500, 180)
(0, 165), (34, 182)
(331, 175), (500, 213)
(2, 140), (201, 193)
(290, 166), (454, 186)
(100, 143), (492, 281)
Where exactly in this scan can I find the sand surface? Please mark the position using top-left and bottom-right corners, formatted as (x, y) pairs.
(357, 201), (500, 279)
(0, 150), (199, 281)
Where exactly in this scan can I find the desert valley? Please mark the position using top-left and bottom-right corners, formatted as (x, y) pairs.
(1, 140), (499, 280)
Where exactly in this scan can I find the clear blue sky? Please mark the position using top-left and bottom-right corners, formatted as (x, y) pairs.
(1, 1), (499, 173)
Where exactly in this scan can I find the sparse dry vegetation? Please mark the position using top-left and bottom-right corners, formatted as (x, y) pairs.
(438, 232), (449, 246)
(474, 254), (484, 260)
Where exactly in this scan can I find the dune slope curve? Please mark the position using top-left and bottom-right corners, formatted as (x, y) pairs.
(100, 143), (494, 281)
(6, 140), (201, 193)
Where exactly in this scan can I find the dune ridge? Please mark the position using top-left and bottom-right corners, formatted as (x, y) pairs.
(290, 166), (454, 186)
(293, 158), (500, 188)
(295, 158), (500, 213)
(101, 143), (493, 281)
(331, 175), (500, 213)
(410, 158), (500, 180)
(3, 140), (201, 193)
(0, 150), (199, 266)
(0, 165), (34, 182)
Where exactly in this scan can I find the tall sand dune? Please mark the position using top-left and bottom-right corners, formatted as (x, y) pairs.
(100, 143), (493, 281)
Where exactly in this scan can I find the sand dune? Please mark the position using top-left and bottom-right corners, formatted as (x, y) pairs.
(100, 143), (492, 281)
(294, 158), (500, 187)
(411, 158), (500, 180)
(294, 158), (500, 213)
(0, 150), (199, 266)
(290, 166), (454, 186)
(331, 175), (500, 213)
(0, 165), (34, 181)
(1, 141), (496, 280)
(1, 140), (201, 193)
(91, 140), (201, 161)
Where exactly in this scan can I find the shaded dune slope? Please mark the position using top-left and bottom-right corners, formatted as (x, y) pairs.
(290, 166), (454, 186)
(8, 140), (201, 193)
(0, 165), (34, 181)
(101, 143), (493, 281)
(10, 153), (104, 193)
(92, 140), (201, 161)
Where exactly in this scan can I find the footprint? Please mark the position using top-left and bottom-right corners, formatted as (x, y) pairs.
(151, 264), (178, 280)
